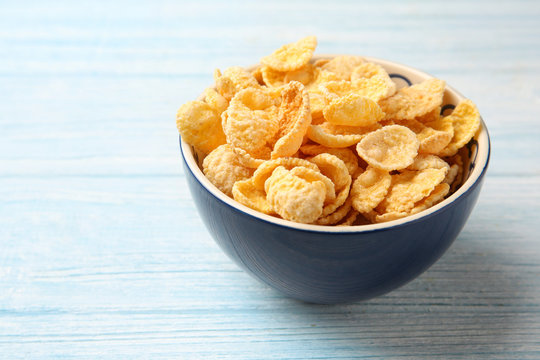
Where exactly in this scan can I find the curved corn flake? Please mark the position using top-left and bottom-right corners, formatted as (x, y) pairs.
(223, 104), (278, 154)
(411, 183), (450, 214)
(307, 125), (364, 148)
(230, 87), (275, 111)
(232, 178), (274, 215)
(261, 36), (317, 72)
(316, 198), (353, 225)
(353, 75), (396, 101)
(310, 67), (343, 86)
(438, 99), (481, 157)
(356, 125), (419, 171)
(232, 146), (271, 169)
(307, 154), (352, 217)
(379, 79), (445, 120)
(214, 69), (237, 101)
(447, 153), (464, 193)
(351, 63), (396, 99)
(381, 168), (447, 214)
(444, 163), (460, 186)
(202, 144), (253, 197)
(323, 93), (384, 126)
(320, 180), (351, 217)
(284, 63), (315, 85)
(320, 55), (365, 80)
(204, 88), (229, 115)
(375, 211), (409, 223)
(407, 154), (450, 173)
(308, 153), (351, 190)
(351, 166), (392, 213)
(271, 81), (312, 159)
(300, 145), (359, 176)
(289, 166), (336, 203)
(336, 208), (360, 226)
(418, 126), (453, 154)
(261, 66), (286, 87)
(372, 182), (451, 224)
(176, 100), (226, 154)
(223, 66), (260, 91)
(265, 166), (326, 223)
(394, 118), (452, 155)
(322, 75), (395, 102)
(424, 116), (454, 154)
(320, 80), (354, 98)
(351, 62), (388, 80)
(252, 157), (319, 190)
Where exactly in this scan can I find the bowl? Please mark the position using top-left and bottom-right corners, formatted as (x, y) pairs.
(179, 55), (491, 304)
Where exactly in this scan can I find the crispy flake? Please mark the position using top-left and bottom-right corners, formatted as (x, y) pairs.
(265, 166), (326, 223)
(324, 93), (384, 126)
(177, 100), (226, 154)
(379, 79), (445, 120)
(351, 166), (392, 213)
(203, 144), (254, 197)
(356, 125), (419, 171)
(261, 36), (317, 72)
(271, 81), (312, 158)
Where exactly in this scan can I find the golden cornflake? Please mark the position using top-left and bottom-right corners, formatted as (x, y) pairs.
(222, 90), (279, 155)
(265, 166), (326, 223)
(251, 157), (319, 190)
(271, 81), (312, 158)
(284, 63), (316, 85)
(324, 93), (384, 127)
(308, 153), (351, 190)
(438, 99), (481, 157)
(300, 145), (359, 176)
(351, 166), (392, 213)
(379, 79), (445, 120)
(203, 144), (253, 197)
(261, 36), (317, 72)
(176, 100), (226, 154)
(307, 125), (365, 148)
(316, 198), (353, 225)
(379, 168), (447, 214)
(356, 125), (419, 171)
(351, 62), (387, 80)
(261, 66), (286, 87)
(223, 66), (260, 91)
(232, 178), (274, 215)
(308, 154), (352, 217)
(319, 55), (365, 80)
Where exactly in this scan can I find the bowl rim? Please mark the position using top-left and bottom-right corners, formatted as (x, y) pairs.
(180, 54), (491, 233)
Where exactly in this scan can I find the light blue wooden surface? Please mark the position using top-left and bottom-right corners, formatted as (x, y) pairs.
(1, 0), (540, 358)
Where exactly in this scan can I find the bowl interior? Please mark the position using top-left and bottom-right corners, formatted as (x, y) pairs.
(180, 55), (490, 233)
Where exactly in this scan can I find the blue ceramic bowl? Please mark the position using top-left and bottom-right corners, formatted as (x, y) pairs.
(179, 56), (490, 304)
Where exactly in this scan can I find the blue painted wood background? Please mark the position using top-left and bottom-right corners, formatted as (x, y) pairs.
(1, 0), (540, 358)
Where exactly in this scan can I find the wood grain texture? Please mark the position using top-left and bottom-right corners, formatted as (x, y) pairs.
(1, 0), (540, 358)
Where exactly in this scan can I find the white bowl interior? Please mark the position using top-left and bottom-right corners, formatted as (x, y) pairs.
(181, 55), (490, 233)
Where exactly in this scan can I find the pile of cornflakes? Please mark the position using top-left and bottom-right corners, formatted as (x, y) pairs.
(176, 36), (481, 225)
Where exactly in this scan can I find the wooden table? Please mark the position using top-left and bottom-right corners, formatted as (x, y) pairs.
(2, 1), (539, 358)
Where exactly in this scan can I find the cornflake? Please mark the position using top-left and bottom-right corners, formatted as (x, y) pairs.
(176, 36), (482, 225)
